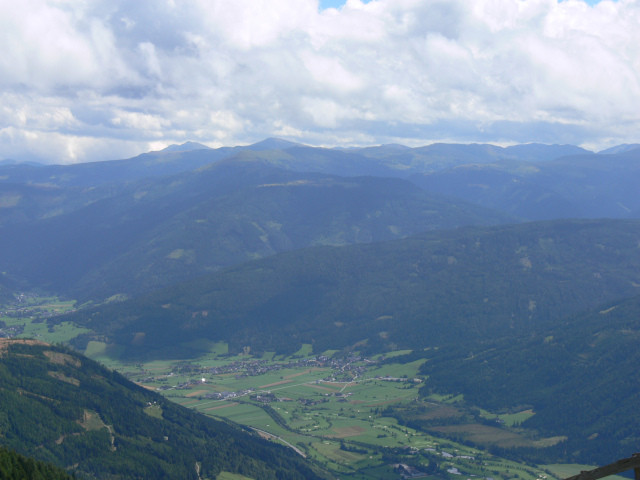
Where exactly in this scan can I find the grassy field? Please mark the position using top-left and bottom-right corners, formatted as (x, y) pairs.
(500, 409), (536, 426)
(216, 473), (255, 480)
(2, 316), (89, 343)
(1, 295), (84, 343)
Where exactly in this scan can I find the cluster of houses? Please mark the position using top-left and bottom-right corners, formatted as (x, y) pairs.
(203, 389), (254, 401)
(0, 323), (24, 338)
(135, 352), (396, 403)
(297, 396), (332, 406)
(139, 353), (378, 388)
(394, 463), (429, 478)
(428, 450), (474, 460)
(393, 448), (480, 479)
(172, 356), (323, 378)
(2, 293), (73, 318)
(375, 376), (423, 383)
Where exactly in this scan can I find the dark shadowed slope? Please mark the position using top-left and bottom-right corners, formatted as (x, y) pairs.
(0, 158), (515, 301)
(420, 293), (640, 465)
(58, 219), (640, 358)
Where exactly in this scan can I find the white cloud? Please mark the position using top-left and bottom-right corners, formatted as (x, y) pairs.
(0, 0), (638, 163)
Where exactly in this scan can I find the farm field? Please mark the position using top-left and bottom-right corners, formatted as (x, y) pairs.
(217, 473), (255, 480)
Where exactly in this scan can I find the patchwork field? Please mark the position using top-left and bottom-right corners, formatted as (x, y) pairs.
(76, 341), (561, 480)
(429, 424), (534, 448)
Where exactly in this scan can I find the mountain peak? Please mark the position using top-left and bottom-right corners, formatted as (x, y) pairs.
(159, 141), (211, 153)
(380, 143), (411, 150)
(246, 137), (304, 151)
(598, 144), (640, 155)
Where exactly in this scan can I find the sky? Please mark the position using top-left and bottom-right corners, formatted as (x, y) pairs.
(0, 0), (638, 164)
(321, 0), (608, 6)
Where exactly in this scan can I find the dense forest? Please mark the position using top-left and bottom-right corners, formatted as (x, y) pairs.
(59, 218), (640, 358)
(0, 160), (513, 302)
(418, 294), (640, 465)
(0, 447), (74, 480)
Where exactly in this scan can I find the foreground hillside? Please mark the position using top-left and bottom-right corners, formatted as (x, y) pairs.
(58, 218), (640, 358)
(0, 339), (326, 479)
(0, 446), (73, 480)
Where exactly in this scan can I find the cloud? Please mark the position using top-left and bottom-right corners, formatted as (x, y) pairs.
(0, 0), (638, 163)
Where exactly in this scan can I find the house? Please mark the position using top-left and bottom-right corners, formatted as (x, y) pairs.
(395, 464), (428, 479)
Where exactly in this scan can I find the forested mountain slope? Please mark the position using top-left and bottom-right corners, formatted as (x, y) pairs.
(58, 219), (640, 358)
(419, 293), (640, 465)
(2, 140), (630, 301)
(0, 159), (514, 301)
(0, 339), (325, 479)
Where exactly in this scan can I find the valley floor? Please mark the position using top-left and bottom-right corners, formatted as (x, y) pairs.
(1, 296), (630, 480)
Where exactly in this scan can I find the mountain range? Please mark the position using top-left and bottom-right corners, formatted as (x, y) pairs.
(0, 157), (514, 301)
(410, 149), (640, 220)
(1, 139), (637, 302)
(2, 138), (640, 474)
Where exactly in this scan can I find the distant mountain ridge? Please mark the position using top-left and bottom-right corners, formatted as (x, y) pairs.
(410, 148), (640, 220)
(159, 141), (211, 152)
(0, 159), (44, 166)
(0, 159), (515, 301)
(0, 138), (638, 302)
(0, 140), (598, 189)
(598, 143), (640, 154)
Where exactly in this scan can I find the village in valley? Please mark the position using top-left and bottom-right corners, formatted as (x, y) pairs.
(0, 293), (79, 339)
(85, 341), (559, 480)
(135, 353), (408, 402)
(0, 294), (602, 480)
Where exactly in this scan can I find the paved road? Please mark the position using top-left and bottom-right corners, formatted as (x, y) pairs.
(250, 427), (306, 458)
